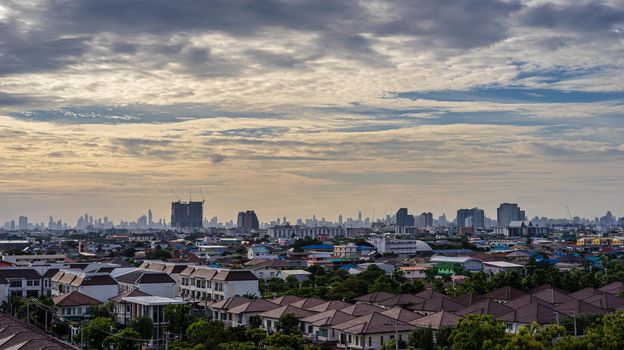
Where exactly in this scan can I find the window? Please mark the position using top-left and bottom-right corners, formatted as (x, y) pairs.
(9, 280), (21, 288)
(308, 325), (313, 333)
(369, 337), (372, 346)
(238, 314), (243, 323)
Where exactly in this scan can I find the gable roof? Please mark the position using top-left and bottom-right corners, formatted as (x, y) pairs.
(0, 314), (79, 349)
(228, 299), (280, 314)
(498, 301), (560, 325)
(452, 292), (488, 307)
(377, 294), (426, 307)
(108, 289), (151, 303)
(599, 281), (624, 295)
(483, 286), (526, 301)
(340, 303), (385, 316)
(355, 292), (396, 303)
(53, 291), (101, 307)
(300, 310), (356, 327)
(408, 296), (464, 313)
(332, 312), (414, 335)
(258, 305), (315, 319)
(505, 295), (555, 310)
(532, 287), (573, 305)
(213, 270), (258, 281)
(290, 298), (326, 310)
(307, 300), (352, 313)
(409, 311), (460, 330)
(569, 287), (601, 300)
(554, 299), (608, 316)
(270, 295), (304, 306)
(0, 268), (41, 279)
(583, 292), (624, 310)
(115, 270), (175, 285)
(381, 307), (422, 322)
(456, 299), (513, 317)
(209, 296), (250, 310)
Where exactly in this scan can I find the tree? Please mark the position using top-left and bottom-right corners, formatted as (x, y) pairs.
(266, 332), (304, 350)
(278, 313), (301, 335)
(103, 327), (141, 350)
(186, 319), (227, 348)
(408, 327), (434, 350)
(249, 315), (262, 329)
(218, 341), (256, 350)
(91, 302), (113, 318)
(449, 315), (508, 350)
(83, 317), (116, 350)
(123, 247), (136, 257)
(585, 310), (624, 350)
(165, 304), (192, 339)
(130, 315), (153, 341)
(369, 275), (401, 294)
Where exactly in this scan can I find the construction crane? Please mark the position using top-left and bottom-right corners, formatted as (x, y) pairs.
(171, 190), (181, 202)
(199, 188), (205, 203)
(566, 206), (573, 221)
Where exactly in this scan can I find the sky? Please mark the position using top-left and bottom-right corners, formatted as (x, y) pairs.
(0, 0), (623, 224)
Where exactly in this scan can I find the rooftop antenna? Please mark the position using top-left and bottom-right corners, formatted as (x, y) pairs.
(189, 188), (192, 202)
(199, 188), (205, 203)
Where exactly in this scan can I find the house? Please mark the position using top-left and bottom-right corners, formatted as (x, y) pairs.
(367, 235), (433, 256)
(334, 243), (358, 258)
(429, 256), (483, 273)
(208, 296), (250, 324)
(399, 266), (429, 280)
(179, 266), (259, 302)
(409, 311), (460, 330)
(121, 296), (187, 348)
(51, 270), (118, 302)
(483, 261), (524, 274)
(0, 268), (42, 300)
(301, 310), (356, 342)
(331, 312), (415, 350)
(259, 305), (315, 333)
(277, 270), (312, 282)
(228, 299), (280, 327)
(0, 313), (79, 349)
(53, 291), (101, 320)
(115, 270), (176, 298)
(246, 259), (302, 280)
(109, 289), (151, 325)
(247, 246), (277, 260)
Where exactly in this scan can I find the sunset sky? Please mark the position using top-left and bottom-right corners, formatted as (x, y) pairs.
(1, 0), (623, 224)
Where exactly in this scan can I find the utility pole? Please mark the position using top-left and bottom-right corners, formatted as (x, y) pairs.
(572, 311), (577, 336)
(45, 309), (48, 332)
(26, 301), (29, 324)
(81, 320), (85, 349)
(165, 331), (169, 350)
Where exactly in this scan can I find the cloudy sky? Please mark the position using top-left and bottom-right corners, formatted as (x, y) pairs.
(1, 0), (623, 224)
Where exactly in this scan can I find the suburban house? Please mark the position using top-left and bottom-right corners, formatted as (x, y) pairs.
(53, 291), (101, 320)
(51, 270), (118, 302)
(114, 270), (176, 298)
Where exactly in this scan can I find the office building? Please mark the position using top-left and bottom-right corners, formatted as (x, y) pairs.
(395, 208), (415, 228)
(171, 201), (203, 228)
(18, 216), (28, 230)
(456, 208), (485, 228)
(418, 212), (433, 227)
(497, 203), (526, 227)
(237, 210), (259, 231)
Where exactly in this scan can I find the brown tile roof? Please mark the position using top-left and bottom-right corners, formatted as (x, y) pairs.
(213, 270), (258, 281)
(0, 314), (79, 349)
(210, 296), (250, 310)
(456, 299), (513, 317)
(532, 287), (573, 305)
(355, 292), (396, 303)
(452, 292), (488, 307)
(377, 294), (426, 307)
(300, 310), (356, 327)
(72, 274), (117, 287)
(381, 307), (422, 322)
(180, 266), (195, 277)
(498, 301), (560, 325)
(190, 268), (218, 279)
(569, 287), (601, 300)
(409, 311), (460, 330)
(584, 292), (624, 310)
(270, 295), (304, 306)
(415, 289), (446, 300)
(340, 303), (385, 316)
(332, 312), (415, 335)
(115, 270), (175, 285)
(0, 268), (41, 280)
(258, 305), (315, 319)
(53, 291), (101, 307)
(307, 300), (352, 313)
(483, 286), (526, 302)
(228, 299), (280, 314)
(599, 281), (624, 295)
(108, 289), (151, 303)
(43, 268), (60, 278)
(554, 299), (608, 316)
(290, 298), (326, 310)
(408, 296), (465, 313)
(505, 295), (555, 310)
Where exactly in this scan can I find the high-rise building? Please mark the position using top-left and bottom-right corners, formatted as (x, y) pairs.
(18, 216), (28, 230)
(497, 203), (525, 226)
(456, 208), (485, 228)
(456, 209), (471, 228)
(148, 209), (153, 226)
(396, 208), (415, 228)
(237, 210), (259, 231)
(418, 212), (433, 227)
(171, 201), (203, 228)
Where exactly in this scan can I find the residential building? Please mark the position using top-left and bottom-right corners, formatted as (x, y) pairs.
(121, 296), (187, 348)
(115, 270), (176, 298)
(0, 268), (43, 300)
(332, 312), (415, 350)
(53, 291), (101, 320)
(247, 246), (277, 260)
(171, 201), (203, 228)
(51, 270), (118, 302)
(368, 235), (432, 256)
(179, 266), (259, 302)
(268, 225), (346, 239)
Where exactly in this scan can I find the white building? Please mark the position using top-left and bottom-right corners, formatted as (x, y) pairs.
(268, 225), (346, 239)
(115, 270), (176, 298)
(483, 261), (524, 274)
(429, 256), (483, 272)
(247, 246), (278, 260)
(368, 235), (432, 256)
(179, 266), (259, 302)
(121, 296), (187, 348)
(51, 270), (118, 302)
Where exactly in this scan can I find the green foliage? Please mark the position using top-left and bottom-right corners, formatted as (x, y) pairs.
(129, 315), (153, 341)
(248, 315), (262, 328)
(91, 302), (113, 318)
(408, 327), (434, 350)
(278, 313), (301, 335)
(266, 332), (304, 350)
(83, 317), (116, 350)
(165, 303), (192, 338)
(147, 246), (172, 260)
(293, 237), (322, 252)
(585, 310), (624, 350)
(123, 247), (136, 257)
(450, 314), (508, 350)
(218, 341), (256, 350)
(369, 275), (401, 294)
(103, 327), (141, 350)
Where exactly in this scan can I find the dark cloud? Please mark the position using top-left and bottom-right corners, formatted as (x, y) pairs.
(110, 137), (176, 157)
(520, 2), (624, 32)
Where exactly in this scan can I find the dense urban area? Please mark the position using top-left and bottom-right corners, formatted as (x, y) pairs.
(1, 201), (624, 350)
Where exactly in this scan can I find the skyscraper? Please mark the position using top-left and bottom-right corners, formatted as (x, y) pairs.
(171, 201), (203, 228)
(396, 208), (415, 228)
(456, 208), (485, 228)
(237, 210), (259, 231)
(18, 216), (28, 230)
(419, 212), (433, 227)
(497, 203), (525, 226)
(470, 207), (485, 228)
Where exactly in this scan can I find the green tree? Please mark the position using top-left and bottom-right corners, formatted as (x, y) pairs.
(129, 315), (153, 341)
(449, 315), (508, 350)
(165, 304), (192, 339)
(266, 332), (304, 350)
(585, 310), (624, 350)
(249, 315), (262, 329)
(278, 313), (301, 335)
(91, 302), (113, 318)
(218, 341), (256, 350)
(83, 317), (116, 350)
(103, 327), (141, 350)
(408, 327), (434, 350)
(369, 275), (401, 294)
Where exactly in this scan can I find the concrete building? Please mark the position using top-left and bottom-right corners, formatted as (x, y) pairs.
(121, 296), (187, 348)
(51, 270), (118, 302)
(179, 266), (259, 302)
(268, 225), (346, 239)
(171, 201), (203, 229)
(237, 210), (259, 231)
(115, 270), (176, 298)
(368, 235), (433, 256)
(497, 203), (526, 227)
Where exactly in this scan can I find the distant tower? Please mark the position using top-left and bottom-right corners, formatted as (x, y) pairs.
(148, 209), (153, 226)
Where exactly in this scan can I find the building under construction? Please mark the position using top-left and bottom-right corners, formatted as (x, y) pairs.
(171, 201), (203, 228)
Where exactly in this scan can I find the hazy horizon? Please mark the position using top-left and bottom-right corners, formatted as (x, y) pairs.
(1, 1), (623, 224)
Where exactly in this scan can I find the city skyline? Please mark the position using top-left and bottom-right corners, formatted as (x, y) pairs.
(1, 1), (624, 223)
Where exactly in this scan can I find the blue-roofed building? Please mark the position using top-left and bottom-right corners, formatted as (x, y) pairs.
(248, 246), (277, 260)
(301, 244), (334, 253)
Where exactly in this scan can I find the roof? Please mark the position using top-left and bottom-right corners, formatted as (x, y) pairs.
(483, 261), (524, 268)
(377, 294), (426, 307)
(498, 302), (559, 325)
(505, 295), (555, 310)
(301, 244), (334, 250)
(108, 289), (151, 303)
(554, 299), (608, 316)
(452, 293), (488, 307)
(456, 299), (513, 317)
(290, 298), (326, 310)
(599, 281), (624, 295)
(532, 287), (573, 305)
(72, 274), (117, 286)
(307, 300), (353, 313)
(210, 296), (251, 310)
(53, 291), (101, 307)
(408, 296), (465, 313)
(484, 286), (526, 301)
(430, 256), (482, 264)
(43, 268), (60, 278)
(122, 296), (187, 306)
(584, 292), (624, 310)
(569, 287), (601, 300)
(115, 270), (175, 285)
(409, 311), (460, 330)
(0, 314), (79, 349)
(380, 307), (422, 322)
(270, 295), (304, 306)
(228, 299), (280, 314)
(300, 310), (356, 327)
(249, 246), (269, 253)
(258, 305), (315, 319)
(355, 292), (396, 303)
(332, 312), (414, 335)
(0, 268), (41, 279)
(340, 303), (385, 316)
(213, 270), (258, 281)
